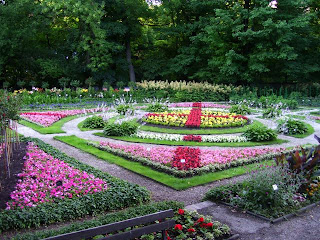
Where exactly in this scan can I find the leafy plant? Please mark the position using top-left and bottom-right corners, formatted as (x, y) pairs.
(146, 103), (168, 112)
(275, 135), (320, 182)
(205, 166), (306, 219)
(103, 121), (138, 136)
(229, 104), (251, 115)
(82, 115), (105, 129)
(243, 124), (277, 142)
(116, 104), (134, 115)
(277, 118), (307, 135)
(262, 107), (282, 118)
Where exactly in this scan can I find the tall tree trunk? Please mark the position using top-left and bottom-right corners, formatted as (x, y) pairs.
(126, 39), (136, 83)
(244, 0), (250, 32)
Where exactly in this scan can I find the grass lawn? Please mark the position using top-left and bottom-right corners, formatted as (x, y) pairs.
(139, 120), (263, 135)
(19, 115), (79, 134)
(54, 135), (274, 190)
(317, 120), (320, 124)
(94, 132), (287, 147)
(291, 115), (306, 120)
(285, 122), (315, 138)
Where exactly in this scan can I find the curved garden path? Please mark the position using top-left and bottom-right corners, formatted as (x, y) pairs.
(16, 108), (320, 240)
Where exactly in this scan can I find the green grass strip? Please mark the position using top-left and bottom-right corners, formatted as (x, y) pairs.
(54, 135), (274, 190)
(285, 122), (315, 138)
(19, 115), (79, 134)
(94, 132), (287, 147)
(291, 115), (306, 120)
(139, 120), (263, 135)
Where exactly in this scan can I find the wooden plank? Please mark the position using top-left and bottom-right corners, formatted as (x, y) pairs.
(101, 220), (176, 240)
(44, 209), (174, 240)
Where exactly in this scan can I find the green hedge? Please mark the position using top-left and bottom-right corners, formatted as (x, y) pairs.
(11, 201), (183, 240)
(0, 137), (150, 233)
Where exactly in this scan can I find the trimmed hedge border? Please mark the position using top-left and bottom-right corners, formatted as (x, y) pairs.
(90, 142), (296, 178)
(11, 201), (184, 240)
(0, 137), (150, 233)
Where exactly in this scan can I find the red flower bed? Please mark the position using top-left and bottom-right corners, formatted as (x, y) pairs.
(192, 102), (202, 108)
(172, 147), (201, 170)
(183, 135), (202, 142)
(185, 108), (202, 128)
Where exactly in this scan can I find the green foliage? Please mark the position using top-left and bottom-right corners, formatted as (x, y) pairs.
(275, 141), (320, 182)
(146, 103), (168, 112)
(0, 91), (21, 128)
(277, 118), (308, 135)
(116, 104), (134, 115)
(262, 107), (282, 119)
(103, 121), (138, 136)
(229, 104), (251, 115)
(11, 201), (183, 240)
(243, 124), (277, 142)
(204, 166), (306, 219)
(82, 115), (105, 129)
(0, 137), (150, 233)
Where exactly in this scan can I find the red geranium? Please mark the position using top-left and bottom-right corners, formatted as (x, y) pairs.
(172, 147), (201, 170)
(178, 209), (185, 215)
(174, 224), (183, 230)
(187, 228), (196, 232)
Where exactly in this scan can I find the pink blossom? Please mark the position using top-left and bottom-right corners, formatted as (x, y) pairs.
(6, 142), (108, 210)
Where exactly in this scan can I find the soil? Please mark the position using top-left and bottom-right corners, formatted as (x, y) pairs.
(0, 142), (27, 209)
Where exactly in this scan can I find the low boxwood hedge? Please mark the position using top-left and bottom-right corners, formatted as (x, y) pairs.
(11, 201), (183, 240)
(0, 137), (150, 233)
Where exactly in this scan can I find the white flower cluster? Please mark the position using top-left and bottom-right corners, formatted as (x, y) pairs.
(134, 131), (248, 143)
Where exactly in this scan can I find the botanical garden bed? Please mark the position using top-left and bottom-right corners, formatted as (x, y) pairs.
(95, 133), (288, 147)
(0, 137), (150, 233)
(9, 201), (235, 240)
(54, 135), (293, 190)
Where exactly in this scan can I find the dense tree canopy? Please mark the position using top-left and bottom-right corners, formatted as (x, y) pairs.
(0, 0), (319, 88)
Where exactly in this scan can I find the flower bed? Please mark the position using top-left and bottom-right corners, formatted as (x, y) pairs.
(0, 137), (150, 232)
(143, 103), (248, 128)
(134, 131), (247, 143)
(166, 208), (230, 240)
(93, 141), (285, 177)
(169, 102), (230, 109)
(20, 107), (108, 127)
(6, 142), (108, 210)
(183, 135), (202, 142)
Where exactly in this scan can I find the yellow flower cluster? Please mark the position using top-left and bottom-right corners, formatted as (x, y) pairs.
(81, 88), (88, 93)
(13, 89), (28, 94)
(137, 80), (243, 93)
(144, 111), (189, 127)
(200, 115), (247, 128)
(307, 182), (320, 196)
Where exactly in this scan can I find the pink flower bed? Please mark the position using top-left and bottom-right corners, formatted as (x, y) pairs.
(20, 108), (108, 127)
(6, 142), (108, 210)
(99, 141), (283, 168)
(169, 102), (230, 109)
(200, 148), (283, 165)
(312, 116), (320, 120)
(99, 142), (175, 164)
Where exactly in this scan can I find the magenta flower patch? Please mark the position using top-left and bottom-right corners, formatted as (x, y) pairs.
(6, 142), (108, 210)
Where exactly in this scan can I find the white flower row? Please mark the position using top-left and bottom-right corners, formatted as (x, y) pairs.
(133, 131), (248, 143)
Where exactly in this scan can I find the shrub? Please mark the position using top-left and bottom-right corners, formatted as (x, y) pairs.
(277, 118), (307, 135)
(262, 107), (282, 118)
(146, 103), (168, 112)
(204, 166), (306, 219)
(103, 121), (138, 136)
(243, 124), (277, 142)
(82, 115), (105, 129)
(116, 104), (134, 115)
(229, 104), (251, 115)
